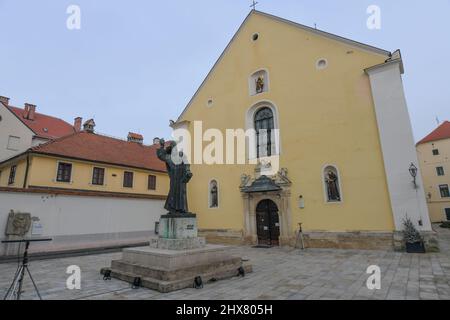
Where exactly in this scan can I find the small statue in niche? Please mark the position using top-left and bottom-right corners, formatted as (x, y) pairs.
(325, 170), (341, 202)
(255, 76), (265, 94)
(210, 181), (218, 208)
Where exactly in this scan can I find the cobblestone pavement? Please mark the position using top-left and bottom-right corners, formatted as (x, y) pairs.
(1, 227), (450, 300)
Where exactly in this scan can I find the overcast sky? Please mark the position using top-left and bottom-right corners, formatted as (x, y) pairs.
(0, 0), (449, 143)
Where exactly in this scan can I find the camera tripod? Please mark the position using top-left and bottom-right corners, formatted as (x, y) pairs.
(2, 238), (52, 300)
(295, 223), (305, 250)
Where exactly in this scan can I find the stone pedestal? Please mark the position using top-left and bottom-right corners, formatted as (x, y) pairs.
(159, 213), (198, 239)
(108, 213), (252, 292)
(150, 237), (206, 250)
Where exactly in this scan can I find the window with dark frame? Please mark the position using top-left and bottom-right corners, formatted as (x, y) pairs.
(92, 167), (105, 185)
(436, 167), (445, 176)
(8, 165), (17, 185)
(432, 149), (440, 156)
(148, 175), (156, 190)
(123, 171), (134, 188)
(439, 184), (450, 198)
(56, 162), (72, 182)
(254, 107), (274, 158)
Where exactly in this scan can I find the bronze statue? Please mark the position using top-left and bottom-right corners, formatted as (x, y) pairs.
(325, 170), (341, 201)
(256, 76), (264, 93)
(157, 139), (193, 214)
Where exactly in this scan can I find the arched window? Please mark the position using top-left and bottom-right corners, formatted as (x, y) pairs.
(254, 107), (275, 158)
(209, 180), (219, 208)
(323, 166), (342, 203)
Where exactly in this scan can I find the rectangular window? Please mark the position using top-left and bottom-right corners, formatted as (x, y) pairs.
(92, 167), (105, 185)
(123, 171), (133, 188)
(439, 185), (450, 198)
(56, 162), (72, 182)
(7, 136), (20, 151)
(436, 167), (445, 176)
(432, 149), (440, 156)
(148, 175), (157, 190)
(8, 165), (17, 185)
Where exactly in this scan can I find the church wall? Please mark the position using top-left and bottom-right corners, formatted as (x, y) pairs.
(178, 13), (397, 238)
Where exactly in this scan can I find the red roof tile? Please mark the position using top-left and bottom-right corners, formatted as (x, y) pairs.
(417, 121), (450, 145)
(8, 105), (75, 139)
(31, 131), (166, 172)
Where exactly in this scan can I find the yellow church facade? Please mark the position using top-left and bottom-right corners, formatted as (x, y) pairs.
(172, 11), (435, 249)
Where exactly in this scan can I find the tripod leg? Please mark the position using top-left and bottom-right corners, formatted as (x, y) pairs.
(3, 266), (22, 300)
(16, 264), (27, 300)
(26, 267), (42, 300)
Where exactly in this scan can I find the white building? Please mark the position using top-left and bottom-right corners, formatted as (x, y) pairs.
(0, 95), (77, 161)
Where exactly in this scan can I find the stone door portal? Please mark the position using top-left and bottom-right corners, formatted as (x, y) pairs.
(256, 199), (280, 246)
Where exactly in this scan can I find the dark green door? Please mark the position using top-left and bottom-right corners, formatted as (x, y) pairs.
(256, 200), (280, 246)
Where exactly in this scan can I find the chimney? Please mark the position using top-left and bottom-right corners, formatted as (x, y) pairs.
(74, 117), (82, 132)
(83, 119), (96, 133)
(0, 96), (10, 106)
(127, 132), (144, 144)
(24, 103), (36, 120)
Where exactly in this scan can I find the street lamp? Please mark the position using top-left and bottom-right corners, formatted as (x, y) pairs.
(409, 163), (418, 188)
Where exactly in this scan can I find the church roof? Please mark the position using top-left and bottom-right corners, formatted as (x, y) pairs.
(176, 10), (391, 123)
(417, 121), (450, 145)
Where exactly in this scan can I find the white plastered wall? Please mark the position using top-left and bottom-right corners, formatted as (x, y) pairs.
(0, 103), (34, 161)
(366, 60), (432, 231)
(0, 191), (165, 255)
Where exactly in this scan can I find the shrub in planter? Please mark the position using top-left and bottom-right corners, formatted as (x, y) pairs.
(403, 217), (426, 253)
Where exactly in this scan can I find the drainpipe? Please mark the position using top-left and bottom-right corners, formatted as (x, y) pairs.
(23, 153), (30, 189)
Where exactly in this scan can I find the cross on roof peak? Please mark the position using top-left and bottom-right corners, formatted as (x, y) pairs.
(250, 0), (259, 10)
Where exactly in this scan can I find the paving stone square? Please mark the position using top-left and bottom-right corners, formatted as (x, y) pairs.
(1, 227), (449, 300)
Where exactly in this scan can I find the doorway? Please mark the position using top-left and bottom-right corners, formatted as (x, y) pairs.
(256, 199), (280, 246)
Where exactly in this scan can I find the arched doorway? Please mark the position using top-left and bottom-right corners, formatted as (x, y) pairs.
(256, 199), (280, 246)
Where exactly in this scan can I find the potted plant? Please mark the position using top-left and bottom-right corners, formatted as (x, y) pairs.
(403, 217), (426, 253)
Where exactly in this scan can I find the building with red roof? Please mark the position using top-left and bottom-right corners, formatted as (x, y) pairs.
(0, 119), (168, 195)
(416, 121), (450, 222)
(0, 98), (169, 256)
(417, 121), (450, 145)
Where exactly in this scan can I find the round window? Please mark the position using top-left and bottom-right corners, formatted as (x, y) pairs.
(316, 59), (328, 70)
(252, 33), (259, 41)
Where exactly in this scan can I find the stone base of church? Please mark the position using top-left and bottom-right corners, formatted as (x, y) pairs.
(109, 245), (252, 293)
(291, 231), (395, 250)
(200, 229), (441, 251)
(199, 229), (244, 245)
